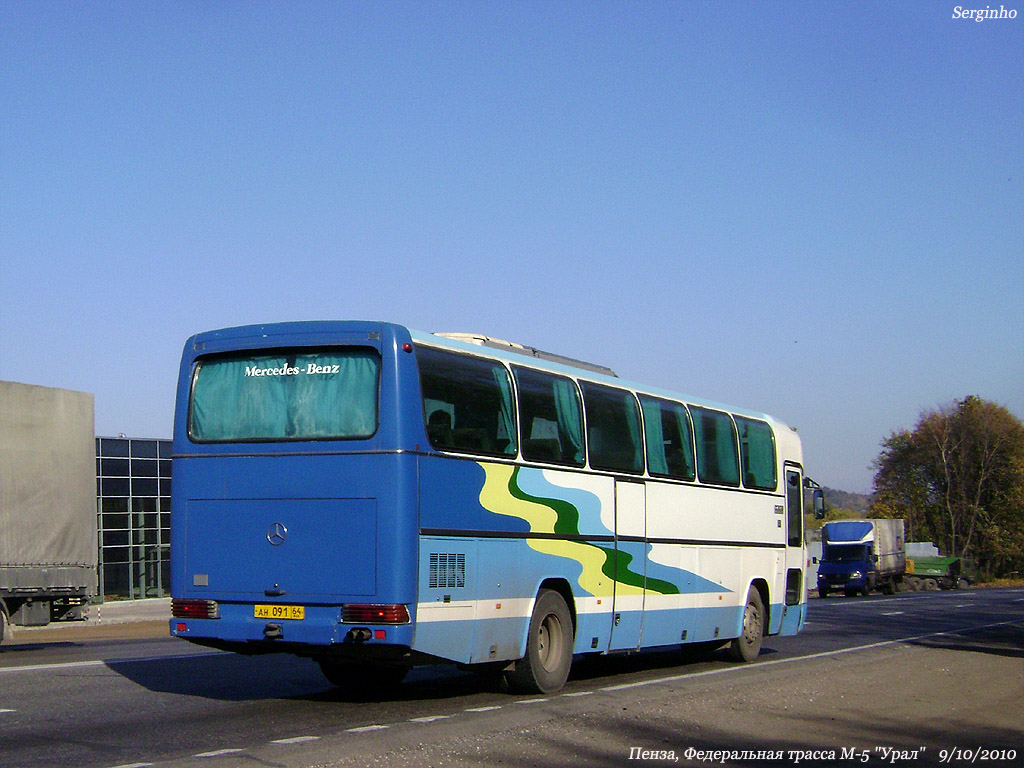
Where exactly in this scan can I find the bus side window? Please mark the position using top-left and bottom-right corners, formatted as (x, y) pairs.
(513, 366), (585, 467)
(581, 382), (643, 474)
(735, 416), (777, 491)
(416, 347), (517, 458)
(691, 406), (740, 487)
(640, 395), (695, 481)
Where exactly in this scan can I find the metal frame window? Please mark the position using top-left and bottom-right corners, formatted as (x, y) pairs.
(96, 437), (171, 601)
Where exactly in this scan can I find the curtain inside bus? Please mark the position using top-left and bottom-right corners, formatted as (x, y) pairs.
(493, 368), (516, 452)
(190, 348), (380, 442)
(552, 378), (584, 464)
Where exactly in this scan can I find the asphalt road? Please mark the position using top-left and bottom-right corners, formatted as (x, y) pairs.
(1, 588), (1021, 768)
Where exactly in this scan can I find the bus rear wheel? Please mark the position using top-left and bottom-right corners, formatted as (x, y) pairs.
(505, 589), (573, 694)
(728, 586), (764, 663)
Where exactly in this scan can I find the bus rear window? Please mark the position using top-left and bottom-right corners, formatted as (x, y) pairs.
(189, 348), (380, 442)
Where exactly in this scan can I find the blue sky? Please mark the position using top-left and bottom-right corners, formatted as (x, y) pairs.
(2, 2), (1021, 493)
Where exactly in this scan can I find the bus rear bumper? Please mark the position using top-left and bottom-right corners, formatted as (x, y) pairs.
(170, 602), (415, 653)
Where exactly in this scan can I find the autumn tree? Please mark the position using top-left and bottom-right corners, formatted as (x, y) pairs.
(871, 396), (1024, 578)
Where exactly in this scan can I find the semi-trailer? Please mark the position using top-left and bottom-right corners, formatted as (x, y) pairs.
(1, 381), (97, 644)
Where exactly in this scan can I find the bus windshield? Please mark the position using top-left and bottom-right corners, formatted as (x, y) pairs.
(189, 347), (380, 442)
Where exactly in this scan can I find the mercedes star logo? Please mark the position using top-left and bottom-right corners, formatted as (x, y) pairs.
(267, 522), (288, 546)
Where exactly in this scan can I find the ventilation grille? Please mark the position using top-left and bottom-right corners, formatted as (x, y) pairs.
(429, 552), (466, 589)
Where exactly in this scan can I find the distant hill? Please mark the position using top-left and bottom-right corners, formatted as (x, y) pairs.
(822, 486), (872, 514)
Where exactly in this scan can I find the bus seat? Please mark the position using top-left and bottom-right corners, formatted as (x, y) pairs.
(427, 410), (454, 448)
(525, 438), (561, 462)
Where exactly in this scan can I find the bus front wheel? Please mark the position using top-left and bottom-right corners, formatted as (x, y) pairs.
(728, 586), (764, 663)
(505, 589), (573, 694)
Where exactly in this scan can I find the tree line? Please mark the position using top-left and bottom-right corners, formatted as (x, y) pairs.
(870, 395), (1024, 579)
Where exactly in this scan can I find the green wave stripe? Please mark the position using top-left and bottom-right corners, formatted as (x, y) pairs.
(507, 467), (679, 596)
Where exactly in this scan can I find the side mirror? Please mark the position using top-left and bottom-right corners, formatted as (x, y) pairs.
(813, 488), (825, 520)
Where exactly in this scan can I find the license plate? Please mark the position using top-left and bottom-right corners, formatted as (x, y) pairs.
(254, 604), (305, 621)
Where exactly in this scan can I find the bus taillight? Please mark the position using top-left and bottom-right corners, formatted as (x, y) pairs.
(171, 598), (220, 620)
(341, 604), (410, 624)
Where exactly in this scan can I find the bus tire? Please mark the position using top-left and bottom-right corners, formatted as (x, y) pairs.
(727, 586), (764, 663)
(505, 589), (573, 694)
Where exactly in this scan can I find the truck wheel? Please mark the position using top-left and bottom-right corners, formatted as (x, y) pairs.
(818, 587), (829, 599)
(727, 587), (764, 663)
(956, 577), (970, 590)
(505, 589), (574, 694)
(0, 606), (9, 645)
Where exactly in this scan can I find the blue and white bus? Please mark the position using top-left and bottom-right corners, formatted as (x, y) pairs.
(170, 321), (821, 694)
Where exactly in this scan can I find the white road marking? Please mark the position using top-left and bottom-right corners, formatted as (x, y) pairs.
(464, 705), (503, 712)
(409, 715), (451, 723)
(0, 651), (219, 676)
(599, 619), (1021, 693)
(881, 611), (904, 616)
(1, 659), (109, 674)
(108, 763), (154, 768)
(346, 724), (390, 733)
(0, 708), (16, 713)
(195, 748), (244, 758)
(515, 697), (550, 704)
(272, 736), (321, 745)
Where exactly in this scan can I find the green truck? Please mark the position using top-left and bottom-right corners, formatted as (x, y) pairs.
(904, 556), (970, 591)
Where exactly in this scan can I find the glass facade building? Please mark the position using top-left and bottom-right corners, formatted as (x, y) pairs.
(95, 437), (171, 600)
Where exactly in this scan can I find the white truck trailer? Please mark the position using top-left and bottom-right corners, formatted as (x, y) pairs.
(1, 381), (97, 643)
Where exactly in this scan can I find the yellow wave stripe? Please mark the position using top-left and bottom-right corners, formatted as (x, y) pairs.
(479, 463), (646, 598)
